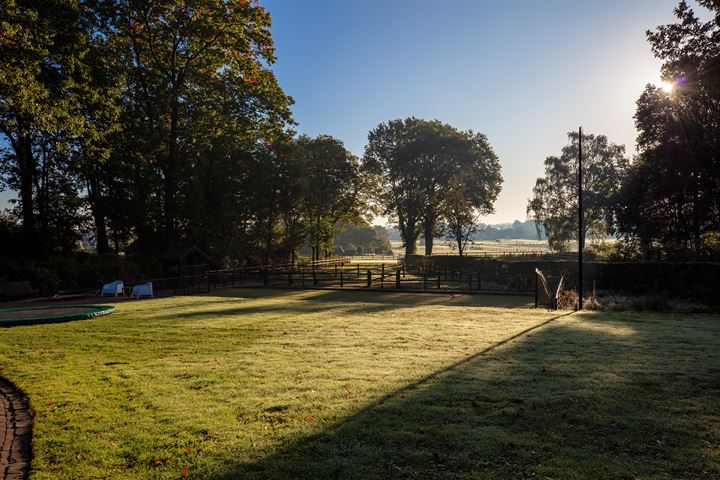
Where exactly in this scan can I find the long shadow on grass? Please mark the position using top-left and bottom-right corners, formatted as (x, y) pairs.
(209, 311), (720, 480)
(149, 289), (533, 322)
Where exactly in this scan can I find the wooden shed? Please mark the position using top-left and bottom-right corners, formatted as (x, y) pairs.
(160, 245), (210, 277)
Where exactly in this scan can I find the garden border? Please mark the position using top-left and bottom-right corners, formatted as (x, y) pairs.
(0, 377), (31, 480)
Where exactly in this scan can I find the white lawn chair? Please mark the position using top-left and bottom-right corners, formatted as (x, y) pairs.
(100, 280), (124, 297)
(131, 282), (153, 299)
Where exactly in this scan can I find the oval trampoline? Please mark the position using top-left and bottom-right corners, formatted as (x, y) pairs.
(0, 305), (115, 327)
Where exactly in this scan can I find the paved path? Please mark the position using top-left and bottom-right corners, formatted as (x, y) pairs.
(0, 378), (30, 480)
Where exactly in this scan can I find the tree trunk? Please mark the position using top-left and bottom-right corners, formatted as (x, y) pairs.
(15, 131), (38, 254)
(93, 205), (111, 254)
(423, 219), (434, 256)
(315, 215), (321, 261)
(164, 84), (180, 246)
(87, 178), (111, 254)
(404, 232), (418, 257)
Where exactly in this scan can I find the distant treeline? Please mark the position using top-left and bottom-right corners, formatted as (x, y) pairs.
(387, 220), (546, 243)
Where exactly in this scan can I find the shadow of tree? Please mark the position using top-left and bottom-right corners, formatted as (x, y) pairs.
(206, 311), (720, 479)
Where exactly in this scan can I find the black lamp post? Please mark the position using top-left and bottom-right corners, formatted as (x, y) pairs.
(577, 126), (583, 310)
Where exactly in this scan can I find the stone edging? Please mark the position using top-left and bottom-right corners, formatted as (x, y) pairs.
(0, 378), (31, 480)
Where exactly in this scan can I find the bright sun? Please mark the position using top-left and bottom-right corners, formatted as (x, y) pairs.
(661, 81), (674, 93)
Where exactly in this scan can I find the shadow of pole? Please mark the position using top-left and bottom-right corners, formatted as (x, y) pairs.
(204, 310), (720, 479)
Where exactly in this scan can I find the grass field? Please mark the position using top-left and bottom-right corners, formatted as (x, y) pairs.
(391, 239), (554, 256)
(1, 289), (719, 479)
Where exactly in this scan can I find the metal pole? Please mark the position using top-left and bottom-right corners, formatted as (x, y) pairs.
(578, 126), (584, 310)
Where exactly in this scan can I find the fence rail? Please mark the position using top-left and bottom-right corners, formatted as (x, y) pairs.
(203, 263), (535, 296)
(119, 259), (550, 301)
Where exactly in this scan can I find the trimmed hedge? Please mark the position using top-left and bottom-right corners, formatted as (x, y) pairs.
(406, 255), (720, 303)
(0, 254), (143, 297)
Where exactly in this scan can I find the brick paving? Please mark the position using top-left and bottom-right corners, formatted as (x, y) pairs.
(0, 378), (31, 480)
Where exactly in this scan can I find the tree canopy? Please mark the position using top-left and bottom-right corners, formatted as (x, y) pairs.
(0, 0), (368, 270)
(363, 118), (502, 257)
(616, 0), (720, 258)
(528, 131), (628, 252)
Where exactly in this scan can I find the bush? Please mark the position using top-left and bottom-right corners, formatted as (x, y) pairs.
(0, 253), (145, 297)
(405, 255), (720, 304)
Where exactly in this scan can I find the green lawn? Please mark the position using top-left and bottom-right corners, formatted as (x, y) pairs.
(1, 289), (719, 479)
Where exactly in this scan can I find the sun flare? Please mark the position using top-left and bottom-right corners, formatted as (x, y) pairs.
(660, 81), (674, 93)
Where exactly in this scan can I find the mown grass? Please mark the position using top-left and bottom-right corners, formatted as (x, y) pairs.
(0, 289), (718, 479)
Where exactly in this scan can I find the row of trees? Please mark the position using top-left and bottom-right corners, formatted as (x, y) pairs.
(1, 1), (504, 269)
(529, 1), (720, 259)
(0, 1), (372, 268)
(0, 0), (294, 264)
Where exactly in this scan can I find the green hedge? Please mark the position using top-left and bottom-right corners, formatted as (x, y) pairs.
(406, 255), (720, 303)
(0, 254), (143, 296)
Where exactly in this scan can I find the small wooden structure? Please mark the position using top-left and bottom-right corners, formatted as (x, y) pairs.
(160, 245), (210, 277)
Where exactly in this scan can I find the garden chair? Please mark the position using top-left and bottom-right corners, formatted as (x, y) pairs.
(100, 280), (124, 297)
(131, 282), (153, 299)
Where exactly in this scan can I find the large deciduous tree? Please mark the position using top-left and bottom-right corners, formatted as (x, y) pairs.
(111, 0), (293, 247)
(363, 118), (502, 257)
(0, 0), (88, 254)
(616, 0), (720, 257)
(298, 135), (364, 262)
(527, 131), (628, 252)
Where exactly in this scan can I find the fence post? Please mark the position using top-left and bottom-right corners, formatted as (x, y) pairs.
(231, 270), (235, 287)
(340, 271), (344, 288)
(437, 272), (441, 289)
(423, 273), (427, 291)
(302, 271), (305, 287)
(534, 273), (538, 308)
(367, 269), (372, 288)
(381, 264), (385, 290)
(313, 270), (317, 286)
(288, 270), (293, 286)
(357, 264), (360, 278)
(396, 270), (401, 289)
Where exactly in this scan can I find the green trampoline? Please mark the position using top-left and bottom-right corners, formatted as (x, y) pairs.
(0, 305), (115, 327)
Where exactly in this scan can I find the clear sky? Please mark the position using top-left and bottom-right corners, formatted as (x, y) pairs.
(263, 0), (708, 223)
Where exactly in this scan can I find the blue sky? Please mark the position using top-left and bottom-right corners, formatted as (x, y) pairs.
(263, 0), (708, 223)
(0, 1), (709, 223)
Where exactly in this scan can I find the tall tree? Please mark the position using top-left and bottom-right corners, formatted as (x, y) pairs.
(111, 0), (293, 247)
(0, 0), (87, 253)
(364, 118), (502, 257)
(617, 1), (720, 256)
(528, 131), (628, 252)
(298, 135), (363, 262)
